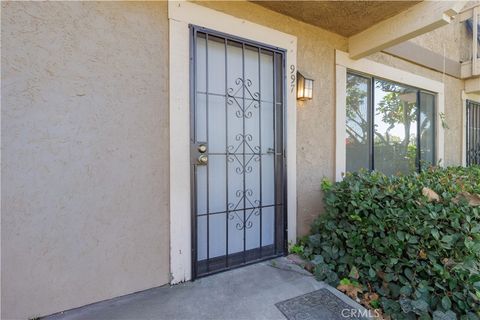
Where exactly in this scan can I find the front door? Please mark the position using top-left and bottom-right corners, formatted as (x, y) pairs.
(190, 26), (286, 278)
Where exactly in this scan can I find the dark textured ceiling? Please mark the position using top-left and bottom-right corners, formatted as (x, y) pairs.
(252, 1), (422, 37)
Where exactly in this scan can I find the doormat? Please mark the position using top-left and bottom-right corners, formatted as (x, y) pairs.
(275, 288), (369, 320)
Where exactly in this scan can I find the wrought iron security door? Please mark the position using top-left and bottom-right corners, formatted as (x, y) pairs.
(190, 26), (286, 278)
(466, 100), (480, 166)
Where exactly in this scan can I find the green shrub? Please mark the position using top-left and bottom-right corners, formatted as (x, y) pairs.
(289, 243), (305, 255)
(303, 166), (480, 319)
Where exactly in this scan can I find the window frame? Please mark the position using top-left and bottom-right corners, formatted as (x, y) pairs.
(462, 93), (480, 166)
(335, 50), (445, 181)
(465, 99), (480, 166)
(346, 71), (437, 173)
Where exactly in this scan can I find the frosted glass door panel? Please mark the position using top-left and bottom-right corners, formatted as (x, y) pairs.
(207, 95), (226, 153)
(207, 36), (226, 95)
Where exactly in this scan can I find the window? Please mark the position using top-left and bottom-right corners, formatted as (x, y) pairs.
(346, 72), (435, 175)
(466, 100), (480, 166)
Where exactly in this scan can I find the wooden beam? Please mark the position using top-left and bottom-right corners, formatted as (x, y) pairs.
(349, 1), (467, 59)
(459, 9), (472, 22)
(384, 41), (461, 78)
(459, 2), (480, 22)
(465, 77), (480, 93)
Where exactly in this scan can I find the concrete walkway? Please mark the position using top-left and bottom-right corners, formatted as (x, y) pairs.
(46, 258), (366, 320)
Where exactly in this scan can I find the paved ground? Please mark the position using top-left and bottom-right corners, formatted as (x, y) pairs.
(46, 258), (366, 320)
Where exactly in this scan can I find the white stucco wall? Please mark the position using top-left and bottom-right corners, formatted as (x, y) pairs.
(1, 2), (170, 319)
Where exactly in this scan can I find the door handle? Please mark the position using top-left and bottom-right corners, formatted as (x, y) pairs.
(192, 142), (208, 165)
(198, 154), (208, 165)
(198, 144), (207, 153)
(267, 147), (282, 156)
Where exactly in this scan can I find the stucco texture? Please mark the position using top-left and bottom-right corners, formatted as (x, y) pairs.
(1, 2), (170, 319)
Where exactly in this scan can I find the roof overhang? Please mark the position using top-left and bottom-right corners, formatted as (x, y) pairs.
(253, 1), (467, 59)
(252, 1), (421, 37)
(348, 1), (467, 59)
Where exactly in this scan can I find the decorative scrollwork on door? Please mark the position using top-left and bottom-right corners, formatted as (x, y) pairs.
(227, 134), (260, 154)
(227, 189), (261, 230)
(227, 153), (260, 174)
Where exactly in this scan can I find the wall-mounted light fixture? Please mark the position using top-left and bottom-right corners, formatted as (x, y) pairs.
(297, 71), (314, 101)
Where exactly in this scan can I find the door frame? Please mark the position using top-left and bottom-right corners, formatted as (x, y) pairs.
(168, 1), (297, 284)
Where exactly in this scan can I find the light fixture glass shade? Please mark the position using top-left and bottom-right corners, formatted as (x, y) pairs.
(297, 72), (314, 100)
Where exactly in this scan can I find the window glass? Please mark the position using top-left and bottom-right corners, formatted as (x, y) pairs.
(374, 79), (418, 176)
(345, 73), (435, 175)
(346, 74), (371, 172)
(419, 92), (435, 166)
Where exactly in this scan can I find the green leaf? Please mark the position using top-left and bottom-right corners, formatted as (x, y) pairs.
(408, 236), (419, 244)
(441, 235), (454, 245)
(321, 178), (333, 191)
(384, 273), (395, 282)
(370, 299), (380, 309)
(389, 283), (401, 298)
(473, 281), (480, 290)
(441, 296), (451, 310)
(411, 299), (429, 315)
(368, 268), (376, 278)
(400, 298), (413, 313)
(433, 310), (457, 320)
(404, 268), (414, 281)
(448, 279), (458, 290)
(348, 266), (359, 279)
(462, 312), (480, 320)
(311, 255), (324, 265)
(381, 298), (401, 314)
(400, 285), (413, 296)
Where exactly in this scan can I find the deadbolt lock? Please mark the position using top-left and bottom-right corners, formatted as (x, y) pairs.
(198, 154), (208, 165)
(198, 144), (207, 153)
